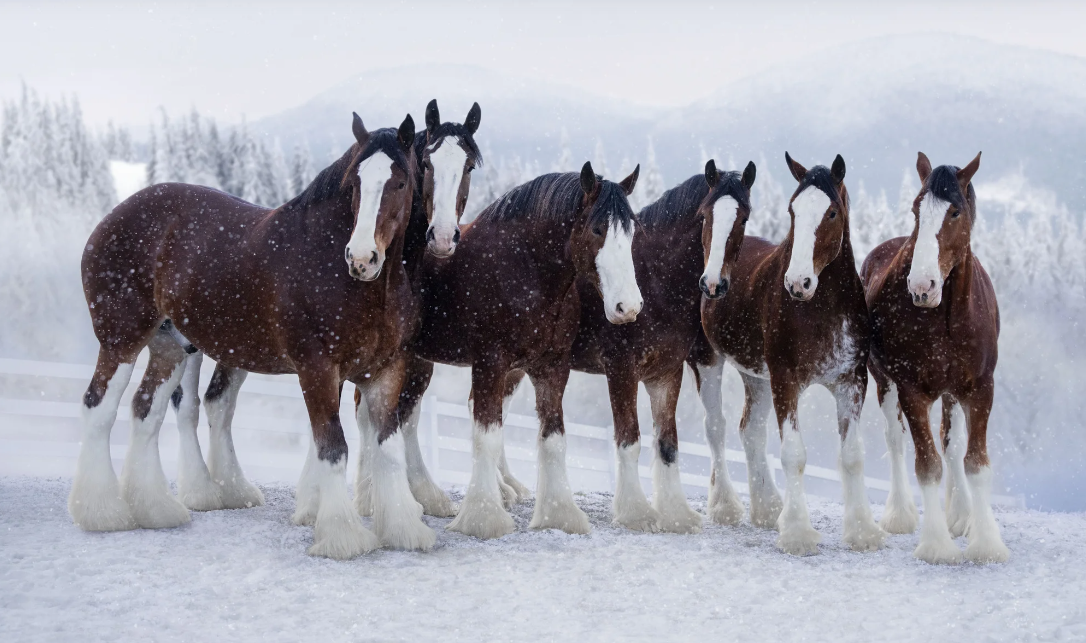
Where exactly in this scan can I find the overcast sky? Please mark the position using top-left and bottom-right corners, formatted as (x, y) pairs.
(3, 1), (1085, 129)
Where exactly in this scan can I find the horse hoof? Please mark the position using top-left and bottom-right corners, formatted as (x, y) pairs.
(68, 485), (139, 532)
(497, 474), (519, 510)
(879, 501), (919, 534)
(124, 487), (192, 529)
(502, 472), (532, 504)
(410, 480), (459, 518)
(750, 494), (784, 530)
(447, 495), (515, 539)
(914, 538), (963, 565)
(777, 527), (822, 556)
(215, 476), (265, 510)
(178, 477), (225, 512)
(613, 503), (662, 533)
(707, 493), (745, 527)
(843, 519), (887, 552)
(309, 517), (380, 560)
(530, 498), (592, 534)
(655, 506), (704, 534)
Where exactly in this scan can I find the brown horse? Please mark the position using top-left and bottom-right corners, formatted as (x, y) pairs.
(70, 113), (431, 559)
(394, 163), (643, 539)
(863, 152), (1008, 564)
(699, 153), (885, 555)
(568, 160), (756, 533)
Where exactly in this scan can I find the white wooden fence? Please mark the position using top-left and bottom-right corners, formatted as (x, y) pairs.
(0, 357), (1025, 508)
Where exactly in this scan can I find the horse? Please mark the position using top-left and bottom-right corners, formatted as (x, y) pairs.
(862, 152), (1008, 564)
(565, 159), (756, 533)
(392, 163), (643, 539)
(69, 112), (432, 559)
(174, 100), (484, 522)
(698, 153), (886, 555)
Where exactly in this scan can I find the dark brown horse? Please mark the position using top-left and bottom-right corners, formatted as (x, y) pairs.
(699, 153), (885, 555)
(394, 163), (643, 539)
(568, 160), (755, 533)
(863, 152), (1008, 564)
(70, 113), (432, 559)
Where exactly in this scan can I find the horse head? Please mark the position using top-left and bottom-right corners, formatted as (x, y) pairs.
(343, 112), (416, 281)
(572, 161), (644, 324)
(699, 159), (756, 299)
(419, 99), (483, 257)
(907, 151), (981, 307)
(782, 152), (849, 301)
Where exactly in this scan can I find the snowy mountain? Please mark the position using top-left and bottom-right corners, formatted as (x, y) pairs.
(253, 35), (1086, 211)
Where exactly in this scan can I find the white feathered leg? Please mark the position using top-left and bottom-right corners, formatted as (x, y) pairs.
(447, 422), (515, 539)
(836, 386), (886, 552)
(878, 383), (919, 534)
(401, 403), (458, 517)
(776, 414), (820, 555)
(697, 362), (744, 526)
(173, 353), (224, 511)
(739, 374), (783, 529)
(292, 435), (320, 526)
(914, 482), (963, 564)
(353, 390), (375, 517)
(308, 455), (380, 559)
(963, 465), (1010, 563)
(204, 367), (264, 509)
(529, 431), (591, 533)
(611, 440), (660, 532)
(943, 402), (972, 538)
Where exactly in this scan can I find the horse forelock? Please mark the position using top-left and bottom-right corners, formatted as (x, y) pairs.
(425, 122), (483, 167)
(356, 128), (412, 181)
(590, 181), (636, 234)
(794, 165), (847, 213)
(924, 165), (974, 222)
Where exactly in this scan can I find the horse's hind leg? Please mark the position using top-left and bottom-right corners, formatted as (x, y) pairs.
(899, 390), (962, 564)
(607, 366), (660, 533)
(646, 370), (703, 534)
(172, 352), (224, 511)
(204, 365), (264, 509)
(396, 357), (458, 517)
(526, 360), (590, 534)
(961, 381), (1009, 563)
(497, 369), (531, 505)
(834, 376), (885, 552)
(771, 376), (820, 556)
(941, 395), (972, 538)
(120, 331), (191, 528)
(694, 358), (742, 526)
(873, 371), (919, 534)
(352, 384), (376, 517)
(69, 352), (138, 531)
(738, 373), (783, 529)
(364, 359), (436, 551)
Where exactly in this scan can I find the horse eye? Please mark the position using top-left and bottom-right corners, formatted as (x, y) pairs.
(828, 210), (837, 219)
(951, 209), (961, 219)
(397, 181), (406, 190)
(592, 226), (604, 237)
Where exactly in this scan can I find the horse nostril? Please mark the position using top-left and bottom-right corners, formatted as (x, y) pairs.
(369, 251), (378, 265)
(426, 227), (435, 243)
(802, 277), (811, 290)
(616, 303), (624, 314)
(699, 275), (710, 294)
(452, 228), (461, 244)
(929, 279), (936, 290)
(720, 279), (730, 295)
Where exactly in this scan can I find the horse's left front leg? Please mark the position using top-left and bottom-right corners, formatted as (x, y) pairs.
(527, 360), (590, 534)
(961, 380), (1009, 563)
(363, 358), (436, 551)
(833, 375), (886, 552)
(771, 373), (820, 556)
(646, 369), (703, 534)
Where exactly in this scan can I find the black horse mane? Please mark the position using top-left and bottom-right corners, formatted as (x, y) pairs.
(639, 171), (751, 231)
(926, 165), (976, 222)
(475, 172), (635, 233)
(796, 165), (849, 211)
(286, 128), (411, 211)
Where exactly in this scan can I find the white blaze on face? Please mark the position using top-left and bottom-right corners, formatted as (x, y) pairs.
(701, 195), (739, 294)
(428, 141), (468, 256)
(345, 151), (393, 281)
(596, 219), (643, 324)
(908, 192), (950, 306)
(784, 187), (831, 298)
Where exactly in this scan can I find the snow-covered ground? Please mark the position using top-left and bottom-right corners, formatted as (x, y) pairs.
(1, 477), (1082, 642)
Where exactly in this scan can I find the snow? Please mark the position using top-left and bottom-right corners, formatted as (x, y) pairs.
(2, 476), (1084, 642)
(108, 160), (147, 202)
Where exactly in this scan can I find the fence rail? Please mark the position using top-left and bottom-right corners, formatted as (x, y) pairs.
(0, 357), (1025, 508)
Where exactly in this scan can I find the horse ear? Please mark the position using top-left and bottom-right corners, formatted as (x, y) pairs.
(580, 161), (598, 195)
(464, 102), (482, 135)
(741, 160), (757, 189)
(830, 154), (846, 184)
(704, 159), (719, 189)
(351, 112), (369, 147)
(957, 151), (981, 187)
(398, 114), (415, 154)
(620, 164), (640, 196)
(916, 151), (932, 183)
(784, 151), (807, 182)
(425, 99), (440, 137)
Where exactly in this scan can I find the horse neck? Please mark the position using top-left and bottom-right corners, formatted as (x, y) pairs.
(403, 194), (429, 279)
(945, 243), (976, 332)
(525, 217), (579, 298)
(643, 216), (706, 284)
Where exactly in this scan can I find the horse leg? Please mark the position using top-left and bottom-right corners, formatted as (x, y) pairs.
(497, 369), (531, 505)
(834, 377), (886, 551)
(172, 352), (223, 511)
(120, 331), (191, 528)
(961, 381), (1009, 563)
(364, 360), (436, 551)
(941, 395), (972, 538)
(69, 351), (138, 531)
(738, 373), (783, 529)
(646, 371), (703, 534)
(899, 390), (962, 564)
(874, 375), (919, 534)
(447, 360), (516, 539)
(695, 360), (743, 526)
(607, 367), (660, 532)
(352, 385), (375, 517)
(204, 365), (264, 509)
(298, 363), (378, 559)
(395, 357), (457, 517)
(771, 375), (820, 555)
(527, 361), (591, 534)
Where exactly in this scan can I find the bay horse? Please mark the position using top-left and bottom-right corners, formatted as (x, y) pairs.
(699, 153), (886, 555)
(176, 100), (484, 522)
(568, 160), (756, 533)
(70, 112), (433, 559)
(863, 152), (1008, 564)
(394, 163), (643, 539)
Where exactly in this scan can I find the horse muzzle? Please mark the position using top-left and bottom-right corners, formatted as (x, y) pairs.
(784, 275), (817, 301)
(700, 275), (729, 299)
(346, 247), (384, 282)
